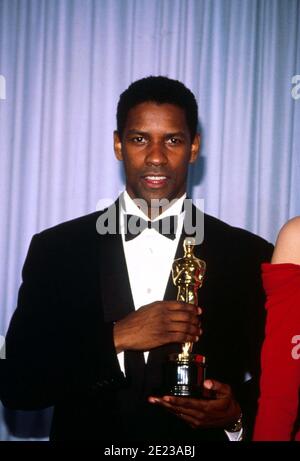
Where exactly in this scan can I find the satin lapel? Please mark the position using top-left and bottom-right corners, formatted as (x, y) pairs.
(98, 198), (146, 394)
(98, 199), (135, 323)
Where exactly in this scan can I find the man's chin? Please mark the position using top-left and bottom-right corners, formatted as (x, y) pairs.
(139, 193), (172, 207)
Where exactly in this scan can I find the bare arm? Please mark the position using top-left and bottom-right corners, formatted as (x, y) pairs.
(272, 217), (300, 264)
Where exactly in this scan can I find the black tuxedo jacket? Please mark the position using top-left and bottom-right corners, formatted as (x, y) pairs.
(1, 200), (273, 440)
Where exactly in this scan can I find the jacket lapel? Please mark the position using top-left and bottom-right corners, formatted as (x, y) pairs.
(98, 199), (135, 323)
(98, 199), (146, 400)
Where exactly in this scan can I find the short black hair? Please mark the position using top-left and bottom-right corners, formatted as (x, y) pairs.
(116, 76), (198, 140)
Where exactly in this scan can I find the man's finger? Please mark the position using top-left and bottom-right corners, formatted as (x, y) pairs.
(148, 396), (205, 426)
(203, 379), (231, 397)
(167, 302), (202, 314)
(155, 395), (207, 411)
(168, 311), (201, 326)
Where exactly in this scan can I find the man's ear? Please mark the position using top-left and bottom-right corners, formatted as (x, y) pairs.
(189, 133), (200, 164)
(114, 131), (123, 161)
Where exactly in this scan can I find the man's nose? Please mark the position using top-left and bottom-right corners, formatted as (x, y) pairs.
(145, 142), (168, 165)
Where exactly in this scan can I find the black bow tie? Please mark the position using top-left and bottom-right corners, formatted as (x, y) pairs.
(124, 214), (178, 241)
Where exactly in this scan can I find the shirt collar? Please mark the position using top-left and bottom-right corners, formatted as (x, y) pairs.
(121, 190), (186, 221)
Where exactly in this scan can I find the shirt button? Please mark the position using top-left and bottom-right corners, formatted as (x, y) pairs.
(147, 288), (152, 294)
(148, 247), (153, 254)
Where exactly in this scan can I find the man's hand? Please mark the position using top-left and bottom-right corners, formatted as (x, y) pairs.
(113, 301), (201, 352)
(148, 379), (241, 429)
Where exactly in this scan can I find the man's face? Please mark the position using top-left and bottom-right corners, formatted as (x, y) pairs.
(114, 102), (200, 210)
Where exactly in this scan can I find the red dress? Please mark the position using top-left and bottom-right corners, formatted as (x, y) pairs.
(253, 263), (300, 441)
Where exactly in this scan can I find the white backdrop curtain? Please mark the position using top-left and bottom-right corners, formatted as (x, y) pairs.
(0, 0), (299, 439)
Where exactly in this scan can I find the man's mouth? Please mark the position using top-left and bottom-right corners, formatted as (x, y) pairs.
(142, 175), (169, 188)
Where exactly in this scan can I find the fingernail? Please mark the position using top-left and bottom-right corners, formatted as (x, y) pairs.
(197, 307), (202, 314)
(148, 397), (159, 403)
(195, 336), (199, 342)
(204, 380), (213, 389)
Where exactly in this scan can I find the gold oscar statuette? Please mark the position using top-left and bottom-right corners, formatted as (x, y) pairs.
(166, 237), (206, 397)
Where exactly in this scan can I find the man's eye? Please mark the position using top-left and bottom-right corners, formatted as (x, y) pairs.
(131, 136), (145, 143)
(168, 137), (181, 144)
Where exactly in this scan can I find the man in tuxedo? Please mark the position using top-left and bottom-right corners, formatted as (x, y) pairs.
(1, 76), (273, 441)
